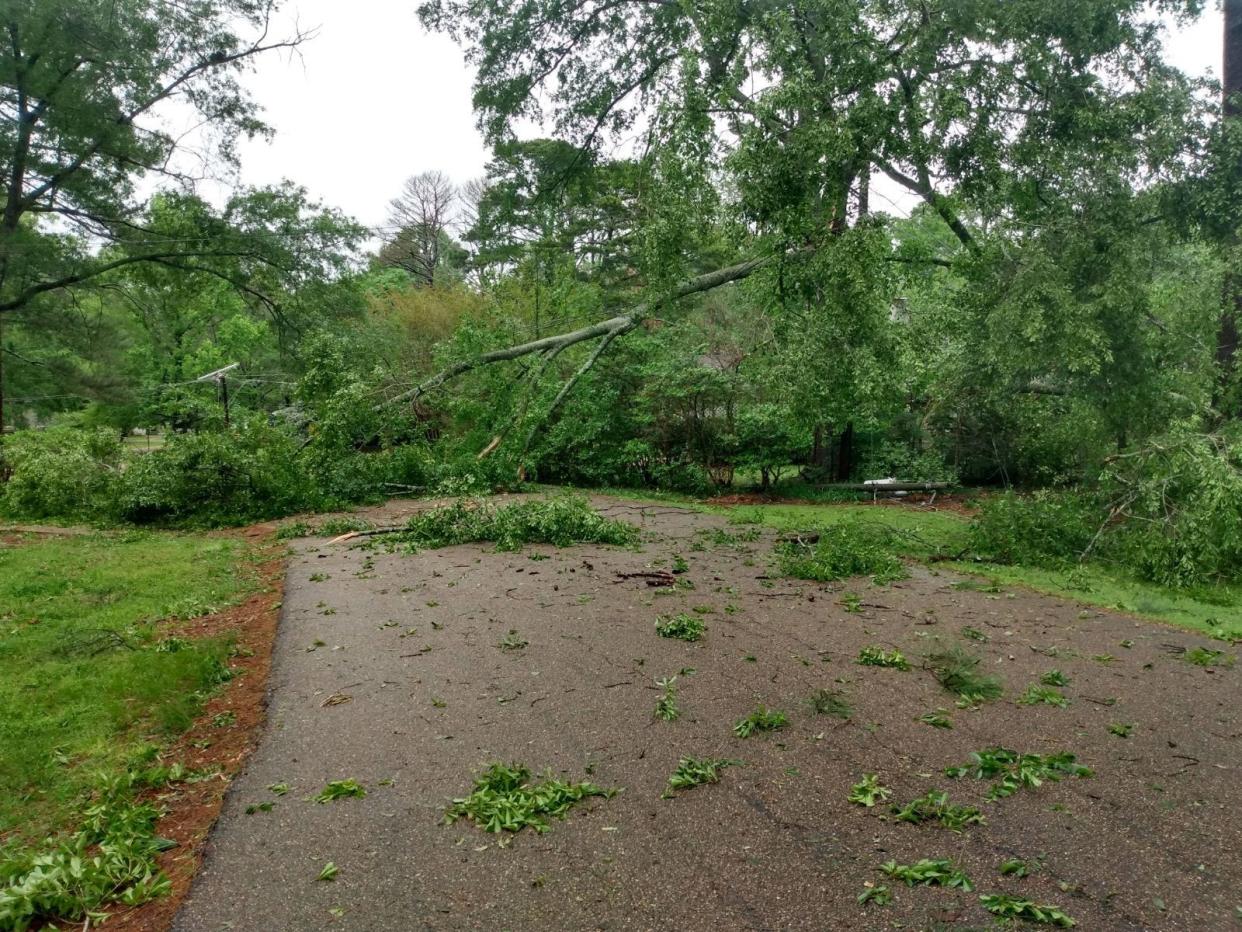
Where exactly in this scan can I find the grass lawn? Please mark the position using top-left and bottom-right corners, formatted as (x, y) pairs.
(0, 531), (249, 842)
(693, 499), (1240, 636)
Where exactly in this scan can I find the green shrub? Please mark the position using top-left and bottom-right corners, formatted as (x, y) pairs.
(968, 491), (1100, 567)
(0, 428), (122, 521)
(117, 421), (316, 525)
(776, 522), (908, 583)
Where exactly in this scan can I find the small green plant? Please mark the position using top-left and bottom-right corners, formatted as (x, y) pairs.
(891, 790), (984, 831)
(1018, 685), (1070, 708)
(443, 763), (615, 833)
(655, 613), (705, 642)
(315, 779), (366, 803)
(691, 604), (715, 614)
(880, 858), (973, 891)
(663, 757), (737, 796)
(857, 883), (891, 906)
(498, 629), (528, 651)
(946, 747), (1092, 800)
(841, 592), (863, 613)
(1108, 722), (1134, 738)
(317, 862), (339, 882)
(924, 646), (1003, 701)
(960, 625), (989, 642)
(733, 706), (788, 738)
(848, 773), (891, 807)
(979, 893), (1075, 927)
(917, 709), (953, 729)
(671, 554), (689, 574)
(210, 710), (236, 728)
(1040, 669), (1070, 687)
(808, 688), (851, 719)
(654, 676), (679, 721)
(856, 646), (910, 670)
(267, 782), (289, 796)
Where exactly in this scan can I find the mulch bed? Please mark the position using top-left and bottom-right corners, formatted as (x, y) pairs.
(99, 524), (285, 932)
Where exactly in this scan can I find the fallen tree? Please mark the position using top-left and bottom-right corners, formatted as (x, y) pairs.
(381, 253), (773, 456)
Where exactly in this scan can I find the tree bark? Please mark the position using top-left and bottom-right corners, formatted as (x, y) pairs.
(835, 420), (854, 482)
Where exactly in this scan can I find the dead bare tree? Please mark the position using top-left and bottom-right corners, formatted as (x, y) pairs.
(380, 171), (458, 286)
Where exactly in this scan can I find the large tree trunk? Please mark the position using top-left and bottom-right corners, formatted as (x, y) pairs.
(835, 421), (855, 482)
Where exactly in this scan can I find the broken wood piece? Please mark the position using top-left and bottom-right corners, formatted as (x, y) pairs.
(613, 570), (676, 587)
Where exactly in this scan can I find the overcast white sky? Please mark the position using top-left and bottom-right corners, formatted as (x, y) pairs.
(229, 1), (1227, 229)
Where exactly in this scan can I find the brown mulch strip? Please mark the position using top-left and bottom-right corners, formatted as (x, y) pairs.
(97, 523), (285, 932)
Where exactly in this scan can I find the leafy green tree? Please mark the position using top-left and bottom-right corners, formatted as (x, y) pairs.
(0, 0), (323, 430)
(408, 0), (1210, 462)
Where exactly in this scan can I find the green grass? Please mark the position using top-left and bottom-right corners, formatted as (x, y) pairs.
(691, 495), (1238, 636)
(0, 531), (247, 841)
(947, 560), (1242, 635)
(713, 503), (971, 558)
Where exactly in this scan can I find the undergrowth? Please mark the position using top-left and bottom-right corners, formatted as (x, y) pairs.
(848, 773), (891, 807)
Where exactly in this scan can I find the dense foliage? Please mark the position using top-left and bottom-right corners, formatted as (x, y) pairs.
(2, 0), (1241, 593)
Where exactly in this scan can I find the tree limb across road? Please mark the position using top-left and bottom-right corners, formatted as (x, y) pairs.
(381, 253), (772, 409)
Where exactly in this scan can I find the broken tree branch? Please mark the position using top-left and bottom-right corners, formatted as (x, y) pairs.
(380, 254), (772, 409)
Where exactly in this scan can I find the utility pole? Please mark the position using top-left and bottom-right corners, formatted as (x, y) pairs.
(195, 363), (240, 428)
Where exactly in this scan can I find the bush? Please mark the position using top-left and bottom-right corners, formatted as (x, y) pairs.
(0, 428), (122, 521)
(117, 421), (317, 526)
(968, 491), (1100, 568)
(856, 440), (958, 483)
